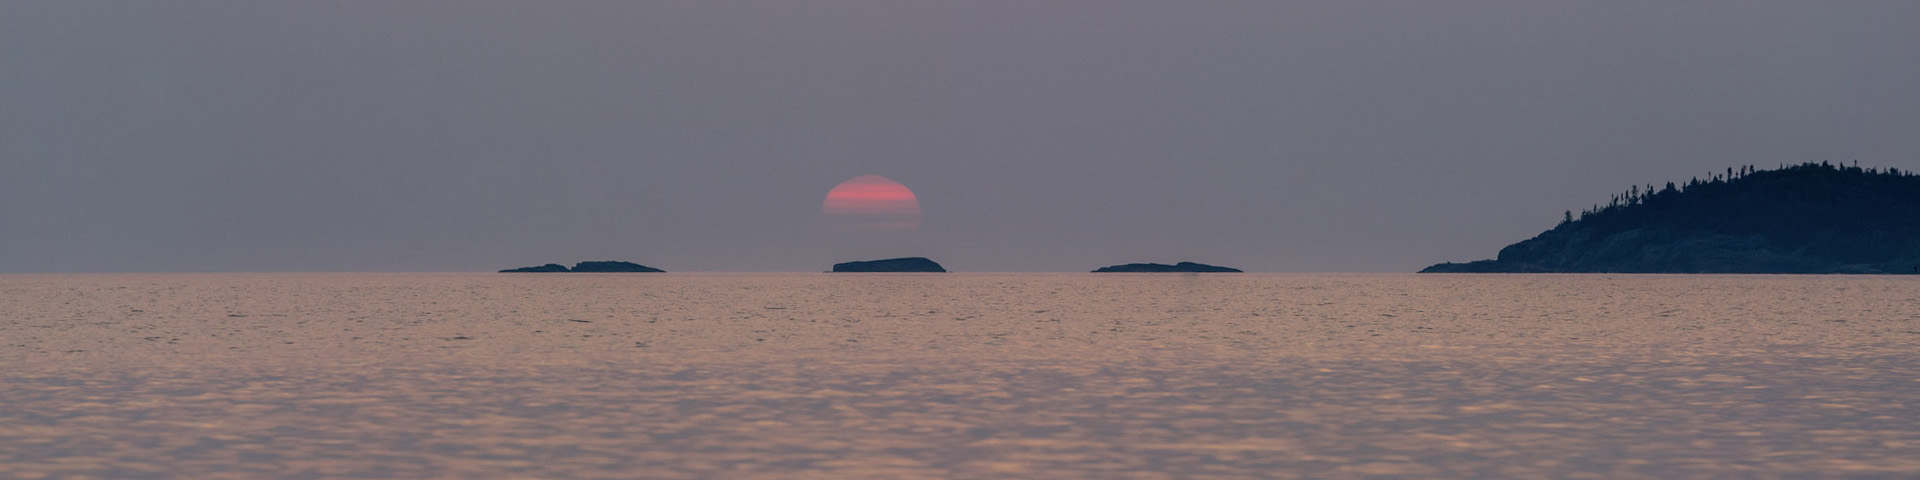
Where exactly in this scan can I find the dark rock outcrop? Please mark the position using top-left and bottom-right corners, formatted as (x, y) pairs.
(499, 261), (664, 273)
(831, 257), (947, 273)
(569, 261), (665, 273)
(1092, 262), (1243, 273)
(500, 263), (570, 273)
(1422, 162), (1920, 274)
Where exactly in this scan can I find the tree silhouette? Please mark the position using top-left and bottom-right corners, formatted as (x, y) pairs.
(1430, 162), (1920, 273)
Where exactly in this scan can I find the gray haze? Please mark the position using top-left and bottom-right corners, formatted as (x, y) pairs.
(4, 1), (1918, 273)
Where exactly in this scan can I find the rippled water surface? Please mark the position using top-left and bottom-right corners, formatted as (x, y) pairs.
(3, 273), (1917, 478)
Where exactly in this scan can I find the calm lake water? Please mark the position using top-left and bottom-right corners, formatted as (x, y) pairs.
(2, 273), (1917, 479)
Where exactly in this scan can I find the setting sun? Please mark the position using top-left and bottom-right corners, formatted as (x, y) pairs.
(822, 175), (921, 231)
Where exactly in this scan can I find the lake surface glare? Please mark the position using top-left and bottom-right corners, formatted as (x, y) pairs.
(2, 273), (1917, 479)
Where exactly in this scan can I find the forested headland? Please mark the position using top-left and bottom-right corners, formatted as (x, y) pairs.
(1423, 162), (1920, 274)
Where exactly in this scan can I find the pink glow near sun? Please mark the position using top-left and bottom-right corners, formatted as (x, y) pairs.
(822, 175), (921, 230)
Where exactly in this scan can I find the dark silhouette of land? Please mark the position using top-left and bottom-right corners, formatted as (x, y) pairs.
(1093, 262), (1243, 273)
(1423, 162), (1920, 274)
(500, 261), (664, 273)
(832, 257), (947, 273)
(500, 263), (571, 273)
(571, 261), (665, 273)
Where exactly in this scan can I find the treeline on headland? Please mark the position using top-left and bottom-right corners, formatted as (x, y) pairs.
(1424, 162), (1920, 274)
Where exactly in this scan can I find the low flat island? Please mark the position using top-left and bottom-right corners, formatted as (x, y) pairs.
(1092, 262), (1242, 273)
(830, 257), (947, 273)
(500, 261), (664, 273)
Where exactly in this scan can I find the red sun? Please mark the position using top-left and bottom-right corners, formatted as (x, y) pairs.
(822, 175), (921, 231)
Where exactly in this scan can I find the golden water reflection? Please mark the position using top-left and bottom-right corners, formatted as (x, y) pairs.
(2, 273), (1917, 478)
(4, 352), (1917, 479)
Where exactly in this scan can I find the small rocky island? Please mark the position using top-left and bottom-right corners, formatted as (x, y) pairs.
(831, 257), (947, 273)
(499, 261), (664, 273)
(1092, 262), (1243, 273)
(1423, 162), (1920, 274)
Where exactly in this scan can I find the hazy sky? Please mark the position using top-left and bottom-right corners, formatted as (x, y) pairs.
(4, 1), (1918, 273)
